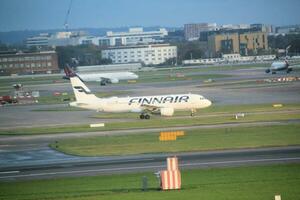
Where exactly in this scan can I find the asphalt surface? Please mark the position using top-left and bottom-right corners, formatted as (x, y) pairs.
(0, 146), (299, 181)
(1, 67), (300, 128)
(0, 66), (299, 182)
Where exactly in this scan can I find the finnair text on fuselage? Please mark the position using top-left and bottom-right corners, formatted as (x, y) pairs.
(128, 95), (189, 105)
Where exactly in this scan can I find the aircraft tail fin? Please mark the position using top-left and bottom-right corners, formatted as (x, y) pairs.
(63, 65), (77, 78)
(70, 76), (100, 103)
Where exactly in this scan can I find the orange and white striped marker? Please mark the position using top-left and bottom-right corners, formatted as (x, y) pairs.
(160, 170), (181, 190)
(167, 157), (179, 171)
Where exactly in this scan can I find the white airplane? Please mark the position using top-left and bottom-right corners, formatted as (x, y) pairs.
(69, 75), (212, 119)
(64, 66), (138, 85)
(265, 60), (292, 74)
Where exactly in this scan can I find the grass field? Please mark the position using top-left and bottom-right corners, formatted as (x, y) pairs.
(1, 104), (300, 135)
(51, 124), (300, 156)
(1, 164), (299, 200)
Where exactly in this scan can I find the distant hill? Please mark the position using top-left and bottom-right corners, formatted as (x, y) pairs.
(0, 26), (182, 45)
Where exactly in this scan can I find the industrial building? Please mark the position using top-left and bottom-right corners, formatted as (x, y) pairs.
(0, 51), (59, 75)
(101, 44), (177, 65)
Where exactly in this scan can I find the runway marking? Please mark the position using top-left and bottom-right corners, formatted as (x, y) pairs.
(0, 171), (20, 174)
(0, 157), (299, 179)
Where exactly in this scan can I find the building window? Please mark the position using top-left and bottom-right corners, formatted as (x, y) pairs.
(47, 62), (52, 67)
(31, 63), (35, 68)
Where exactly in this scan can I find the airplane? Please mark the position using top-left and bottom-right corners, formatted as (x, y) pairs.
(68, 74), (212, 119)
(64, 66), (139, 85)
(265, 60), (292, 74)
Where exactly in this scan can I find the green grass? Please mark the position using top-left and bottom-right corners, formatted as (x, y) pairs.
(51, 124), (300, 156)
(137, 63), (270, 76)
(0, 75), (66, 87)
(134, 73), (232, 83)
(1, 164), (299, 200)
(1, 107), (300, 135)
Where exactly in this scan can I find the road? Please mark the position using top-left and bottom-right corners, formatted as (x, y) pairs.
(0, 146), (299, 181)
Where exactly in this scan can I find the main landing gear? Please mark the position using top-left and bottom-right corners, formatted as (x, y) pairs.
(190, 109), (197, 117)
(140, 113), (150, 120)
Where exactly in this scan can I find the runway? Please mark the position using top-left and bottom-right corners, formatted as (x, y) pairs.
(0, 146), (299, 181)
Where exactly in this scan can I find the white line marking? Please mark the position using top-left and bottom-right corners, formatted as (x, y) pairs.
(0, 171), (20, 174)
(0, 157), (299, 179)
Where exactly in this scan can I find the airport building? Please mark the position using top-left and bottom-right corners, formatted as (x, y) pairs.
(208, 31), (268, 57)
(0, 51), (59, 75)
(101, 44), (177, 65)
(184, 23), (217, 41)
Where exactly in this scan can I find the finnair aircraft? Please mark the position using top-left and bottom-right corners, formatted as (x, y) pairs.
(69, 75), (212, 119)
(64, 66), (138, 85)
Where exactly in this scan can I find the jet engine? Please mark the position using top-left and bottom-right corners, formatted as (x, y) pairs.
(110, 78), (119, 84)
(160, 107), (174, 116)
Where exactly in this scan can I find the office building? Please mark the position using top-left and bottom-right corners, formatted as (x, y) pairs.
(208, 31), (268, 57)
(26, 31), (87, 47)
(101, 44), (177, 65)
(184, 23), (217, 41)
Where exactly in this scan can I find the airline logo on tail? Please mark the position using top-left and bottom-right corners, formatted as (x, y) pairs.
(63, 66), (85, 82)
(63, 66), (77, 78)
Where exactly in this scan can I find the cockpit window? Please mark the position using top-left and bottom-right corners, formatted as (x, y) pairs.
(200, 97), (205, 100)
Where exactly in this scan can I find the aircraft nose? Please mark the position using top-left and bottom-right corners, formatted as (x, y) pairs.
(205, 99), (212, 107)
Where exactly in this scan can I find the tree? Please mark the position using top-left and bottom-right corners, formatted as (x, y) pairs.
(55, 45), (111, 68)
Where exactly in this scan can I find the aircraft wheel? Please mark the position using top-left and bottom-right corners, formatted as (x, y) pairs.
(140, 114), (145, 119)
(145, 114), (150, 120)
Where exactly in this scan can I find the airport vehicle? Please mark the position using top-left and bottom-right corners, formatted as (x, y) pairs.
(265, 60), (292, 74)
(64, 66), (139, 85)
(0, 95), (17, 105)
(69, 75), (212, 119)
